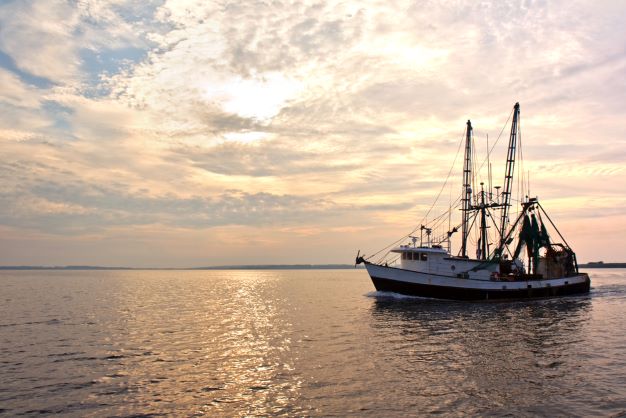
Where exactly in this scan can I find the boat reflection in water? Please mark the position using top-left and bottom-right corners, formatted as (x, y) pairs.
(368, 294), (593, 415)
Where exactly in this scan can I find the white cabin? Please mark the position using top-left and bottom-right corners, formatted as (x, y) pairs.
(391, 245), (497, 280)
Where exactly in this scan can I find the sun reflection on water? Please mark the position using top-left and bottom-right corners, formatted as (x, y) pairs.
(1, 269), (624, 416)
(2, 270), (305, 416)
(196, 271), (301, 416)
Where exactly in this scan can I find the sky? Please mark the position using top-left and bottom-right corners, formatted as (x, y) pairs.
(0, 0), (625, 267)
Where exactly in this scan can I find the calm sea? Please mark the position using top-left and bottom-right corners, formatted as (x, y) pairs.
(1, 268), (624, 417)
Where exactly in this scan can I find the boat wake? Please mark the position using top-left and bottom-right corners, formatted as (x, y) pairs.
(365, 291), (424, 300)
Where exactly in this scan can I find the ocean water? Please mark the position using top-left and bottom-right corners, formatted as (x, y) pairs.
(0, 268), (624, 417)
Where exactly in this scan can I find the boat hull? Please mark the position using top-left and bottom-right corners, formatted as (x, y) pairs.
(365, 263), (590, 301)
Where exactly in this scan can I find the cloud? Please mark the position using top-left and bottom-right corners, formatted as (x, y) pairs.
(0, 69), (59, 141)
(0, 1), (79, 81)
(0, 0), (152, 84)
(0, 156), (415, 235)
(0, 68), (44, 109)
(172, 139), (361, 177)
(1, 0), (626, 265)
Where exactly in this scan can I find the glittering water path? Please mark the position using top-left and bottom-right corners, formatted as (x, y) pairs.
(1, 269), (625, 416)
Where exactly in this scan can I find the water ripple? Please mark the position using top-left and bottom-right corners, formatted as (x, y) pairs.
(0, 268), (624, 416)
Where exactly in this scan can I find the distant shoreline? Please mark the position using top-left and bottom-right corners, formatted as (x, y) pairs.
(579, 263), (626, 269)
(0, 264), (365, 271)
(0, 263), (622, 270)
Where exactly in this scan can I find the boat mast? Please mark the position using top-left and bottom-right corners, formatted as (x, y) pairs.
(461, 120), (473, 258)
(479, 183), (488, 260)
(499, 103), (520, 248)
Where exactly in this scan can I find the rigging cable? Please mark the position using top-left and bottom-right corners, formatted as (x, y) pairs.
(477, 106), (514, 174)
(368, 126), (467, 262)
(368, 106), (515, 263)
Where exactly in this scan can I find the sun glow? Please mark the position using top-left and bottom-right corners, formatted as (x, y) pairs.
(223, 131), (271, 143)
(202, 73), (302, 121)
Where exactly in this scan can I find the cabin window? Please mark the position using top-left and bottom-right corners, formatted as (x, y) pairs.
(401, 252), (406, 260)
(420, 253), (428, 261)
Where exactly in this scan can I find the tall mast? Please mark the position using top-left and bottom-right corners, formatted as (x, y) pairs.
(461, 120), (473, 258)
(479, 183), (488, 260)
(499, 103), (520, 247)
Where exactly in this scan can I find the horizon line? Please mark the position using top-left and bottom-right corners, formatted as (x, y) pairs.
(0, 263), (364, 271)
(0, 262), (623, 271)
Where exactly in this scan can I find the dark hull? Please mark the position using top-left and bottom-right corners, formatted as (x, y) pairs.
(371, 276), (591, 301)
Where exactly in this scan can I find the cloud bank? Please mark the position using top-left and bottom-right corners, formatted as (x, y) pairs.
(1, 0), (625, 266)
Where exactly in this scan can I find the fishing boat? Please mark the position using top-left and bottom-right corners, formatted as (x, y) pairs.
(356, 103), (590, 300)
